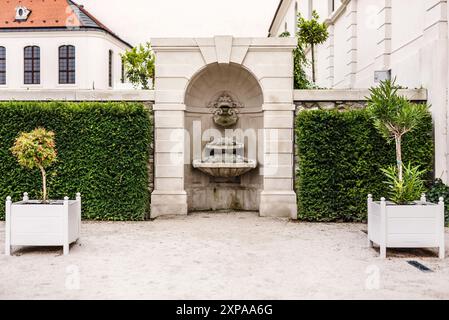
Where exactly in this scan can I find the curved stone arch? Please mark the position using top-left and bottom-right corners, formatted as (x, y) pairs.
(184, 62), (264, 111)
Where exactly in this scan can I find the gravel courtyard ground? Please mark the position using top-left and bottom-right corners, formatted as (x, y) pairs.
(0, 212), (448, 300)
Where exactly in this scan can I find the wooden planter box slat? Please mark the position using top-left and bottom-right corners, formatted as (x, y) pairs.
(367, 194), (445, 259)
(5, 193), (81, 256)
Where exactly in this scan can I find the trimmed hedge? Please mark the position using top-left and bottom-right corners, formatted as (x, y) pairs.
(295, 109), (434, 222)
(0, 102), (152, 221)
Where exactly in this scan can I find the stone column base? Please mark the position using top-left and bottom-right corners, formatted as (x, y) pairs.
(259, 191), (297, 219)
(151, 191), (188, 218)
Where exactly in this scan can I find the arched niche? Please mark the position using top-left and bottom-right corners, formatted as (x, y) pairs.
(185, 63), (263, 111)
(183, 63), (264, 212)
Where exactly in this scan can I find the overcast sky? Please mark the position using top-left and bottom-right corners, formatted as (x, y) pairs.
(82, 0), (279, 46)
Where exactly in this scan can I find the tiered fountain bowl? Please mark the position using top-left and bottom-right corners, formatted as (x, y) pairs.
(192, 137), (257, 178)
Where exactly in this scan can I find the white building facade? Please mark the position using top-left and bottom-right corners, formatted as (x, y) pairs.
(270, 0), (449, 184)
(0, 0), (131, 91)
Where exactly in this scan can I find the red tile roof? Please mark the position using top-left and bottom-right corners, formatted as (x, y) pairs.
(0, 0), (131, 47)
(0, 0), (81, 28)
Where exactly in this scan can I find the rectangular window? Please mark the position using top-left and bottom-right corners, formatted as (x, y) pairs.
(0, 47), (5, 85)
(308, 0), (313, 19)
(24, 46), (40, 85)
(108, 50), (113, 87)
(59, 45), (76, 84)
(121, 57), (125, 84)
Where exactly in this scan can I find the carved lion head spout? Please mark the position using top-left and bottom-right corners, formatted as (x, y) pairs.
(208, 93), (243, 128)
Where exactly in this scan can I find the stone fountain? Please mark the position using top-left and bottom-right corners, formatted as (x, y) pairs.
(192, 93), (257, 178)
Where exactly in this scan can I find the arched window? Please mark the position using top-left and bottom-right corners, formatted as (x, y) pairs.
(24, 46), (40, 84)
(59, 45), (75, 84)
(120, 56), (125, 84)
(108, 50), (113, 87)
(0, 46), (5, 85)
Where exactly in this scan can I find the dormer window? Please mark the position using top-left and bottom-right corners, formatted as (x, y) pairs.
(15, 6), (31, 21)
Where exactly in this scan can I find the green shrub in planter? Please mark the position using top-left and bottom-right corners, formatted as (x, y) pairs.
(367, 79), (430, 204)
(0, 101), (152, 221)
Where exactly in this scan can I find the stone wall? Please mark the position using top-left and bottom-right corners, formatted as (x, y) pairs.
(295, 100), (367, 113)
(151, 36), (298, 219)
(293, 88), (427, 114)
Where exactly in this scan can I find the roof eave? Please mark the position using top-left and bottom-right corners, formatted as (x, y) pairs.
(0, 26), (132, 48)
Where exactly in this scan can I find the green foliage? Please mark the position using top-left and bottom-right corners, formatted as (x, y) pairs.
(278, 16), (314, 89)
(297, 11), (329, 46)
(11, 128), (57, 170)
(0, 101), (152, 220)
(427, 179), (449, 225)
(367, 79), (430, 202)
(297, 10), (329, 83)
(10, 128), (58, 202)
(295, 109), (433, 222)
(121, 42), (155, 90)
(381, 163), (426, 204)
(293, 41), (313, 90)
(279, 31), (291, 37)
(279, 32), (312, 89)
(367, 79), (429, 142)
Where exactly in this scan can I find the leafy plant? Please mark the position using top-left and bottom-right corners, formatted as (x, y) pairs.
(10, 128), (57, 203)
(427, 179), (449, 225)
(279, 31), (291, 37)
(297, 10), (329, 83)
(367, 79), (429, 187)
(121, 42), (155, 90)
(293, 41), (312, 89)
(381, 163), (426, 204)
(279, 19), (312, 89)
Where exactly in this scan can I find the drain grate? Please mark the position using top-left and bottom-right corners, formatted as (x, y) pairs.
(407, 260), (433, 273)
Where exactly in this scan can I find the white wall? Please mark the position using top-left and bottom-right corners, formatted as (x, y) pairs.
(0, 30), (129, 90)
(271, 0), (449, 182)
(354, 0), (378, 87)
(281, 0), (440, 90)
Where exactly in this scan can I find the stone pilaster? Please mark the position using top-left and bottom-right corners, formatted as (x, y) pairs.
(260, 105), (297, 219)
(375, 0), (392, 71)
(345, 0), (358, 87)
(151, 104), (188, 217)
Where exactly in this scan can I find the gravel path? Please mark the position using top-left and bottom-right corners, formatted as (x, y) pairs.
(1, 212), (448, 299)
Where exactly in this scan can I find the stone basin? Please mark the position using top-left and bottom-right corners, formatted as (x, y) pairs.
(192, 159), (257, 177)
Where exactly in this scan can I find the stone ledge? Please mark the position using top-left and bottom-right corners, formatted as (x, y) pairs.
(0, 90), (155, 102)
(293, 88), (427, 102)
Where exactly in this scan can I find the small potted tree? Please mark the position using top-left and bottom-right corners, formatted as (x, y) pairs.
(5, 128), (81, 256)
(367, 80), (445, 259)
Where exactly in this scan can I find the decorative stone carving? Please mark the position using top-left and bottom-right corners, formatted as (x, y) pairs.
(208, 93), (242, 128)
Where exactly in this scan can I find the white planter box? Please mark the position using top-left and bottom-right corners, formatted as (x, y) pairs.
(5, 193), (81, 256)
(367, 194), (445, 259)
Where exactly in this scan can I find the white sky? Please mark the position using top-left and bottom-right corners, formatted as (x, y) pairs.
(81, 0), (280, 46)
